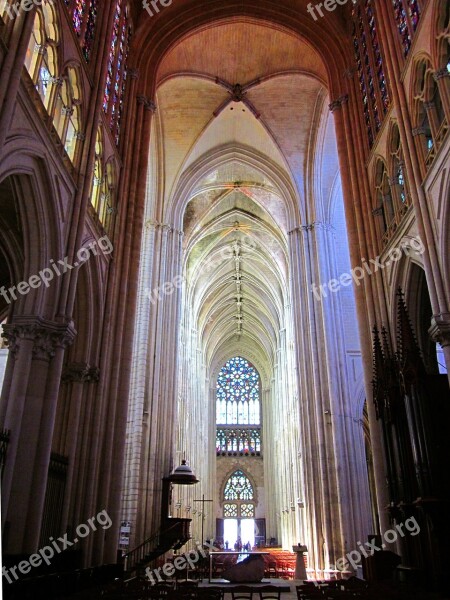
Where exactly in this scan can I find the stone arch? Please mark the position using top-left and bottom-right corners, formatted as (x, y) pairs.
(220, 466), (259, 508)
(169, 143), (301, 231)
(0, 144), (67, 318)
(132, 6), (349, 100)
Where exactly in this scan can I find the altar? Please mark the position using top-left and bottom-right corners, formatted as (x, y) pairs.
(209, 551), (270, 582)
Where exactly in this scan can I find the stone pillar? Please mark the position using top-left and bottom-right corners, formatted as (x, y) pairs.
(58, 362), (100, 535)
(330, 95), (391, 537)
(1, 317), (75, 553)
(0, 6), (38, 150)
(288, 224), (340, 573)
(124, 217), (184, 548)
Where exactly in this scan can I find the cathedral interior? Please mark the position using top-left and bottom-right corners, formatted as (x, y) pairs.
(0, 0), (450, 598)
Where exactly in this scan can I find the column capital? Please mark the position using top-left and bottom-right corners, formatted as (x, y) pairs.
(49, 76), (64, 86)
(137, 95), (156, 112)
(62, 362), (100, 383)
(411, 126), (427, 137)
(1, 317), (76, 360)
(429, 314), (450, 348)
(144, 219), (183, 235)
(128, 68), (139, 80)
(289, 221), (335, 234)
(434, 68), (450, 81)
(329, 95), (349, 112)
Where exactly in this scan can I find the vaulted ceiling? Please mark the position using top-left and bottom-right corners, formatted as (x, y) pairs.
(150, 18), (342, 374)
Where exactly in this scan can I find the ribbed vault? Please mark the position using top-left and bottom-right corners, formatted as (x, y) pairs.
(125, 11), (370, 565)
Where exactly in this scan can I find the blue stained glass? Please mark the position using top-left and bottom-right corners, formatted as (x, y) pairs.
(73, 0), (86, 36)
(104, 0), (122, 115)
(83, 0), (98, 60)
(397, 164), (406, 202)
(392, 0), (421, 57)
(353, 20), (374, 145)
(216, 357), (260, 425)
(365, 0), (389, 112)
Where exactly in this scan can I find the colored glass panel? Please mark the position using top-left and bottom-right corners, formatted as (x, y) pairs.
(216, 357), (260, 425)
(224, 471), (254, 501)
(392, 0), (421, 57)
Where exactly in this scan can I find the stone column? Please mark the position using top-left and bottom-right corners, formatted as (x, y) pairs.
(126, 219), (184, 547)
(288, 224), (340, 573)
(0, 6), (37, 150)
(330, 95), (391, 537)
(58, 362), (100, 535)
(1, 317), (75, 553)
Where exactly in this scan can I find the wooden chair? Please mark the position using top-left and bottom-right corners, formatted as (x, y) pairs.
(296, 584), (324, 600)
(231, 585), (254, 600)
(148, 583), (175, 599)
(175, 580), (199, 600)
(197, 590), (224, 600)
(256, 585), (282, 599)
(266, 560), (278, 578)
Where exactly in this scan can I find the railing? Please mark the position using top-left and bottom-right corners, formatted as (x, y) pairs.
(124, 518), (191, 574)
(40, 453), (69, 545)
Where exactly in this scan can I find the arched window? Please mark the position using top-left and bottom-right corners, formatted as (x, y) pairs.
(373, 159), (394, 245)
(223, 470), (255, 519)
(392, 0), (422, 57)
(64, 0), (98, 61)
(436, 0), (450, 69)
(352, 0), (390, 148)
(224, 470), (254, 501)
(90, 127), (117, 231)
(25, 1), (59, 111)
(435, 1), (450, 123)
(412, 59), (447, 170)
(24, 3), (83, 163)
(103, 0), (131, 145)
(216, 357), (261, 456)
(53, 67), (82, 162)
(389, 123), (410, 215)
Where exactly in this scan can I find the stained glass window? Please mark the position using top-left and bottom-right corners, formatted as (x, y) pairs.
(216, 428), (261, 456)
(352, 0), (390, 148)
(240, 504), (255, 518)
(103, 0), (131, 145)
(224, 470), (254, 501)
(392, 0), (421, 57)
(90, 126), (117, 231)
(216, 357), (260, 425)
(224, 503), (238, 518)
(25, 3), (58, 111)
(24, 3), (82, 164)
(389, 124), (409, 211)
(216, 357), (261, 456)
(65, 0), (98, 61)
(412, 59), (447, 170)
